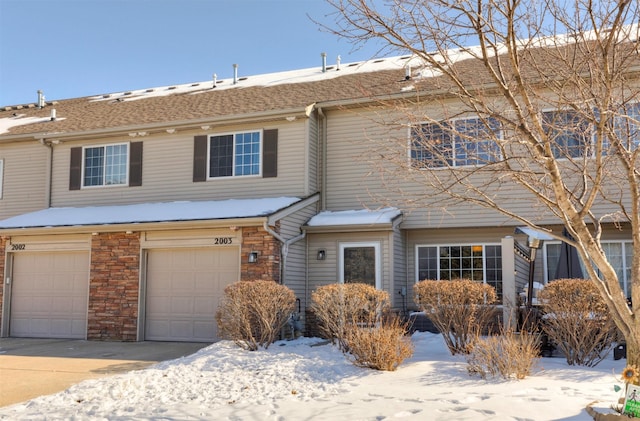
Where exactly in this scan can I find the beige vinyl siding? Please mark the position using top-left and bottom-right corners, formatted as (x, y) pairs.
(307, 231), (392, 303)
(0, 141), (49, 219)
(50, 121), (310, 207)
(279, 202), (317, 311)
(322, 107), (581, 229)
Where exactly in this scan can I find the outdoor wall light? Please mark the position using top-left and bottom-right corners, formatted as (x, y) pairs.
(317, 249), (326, 260)
(248, 251), (259, 263)
(528, 237), (541, 249)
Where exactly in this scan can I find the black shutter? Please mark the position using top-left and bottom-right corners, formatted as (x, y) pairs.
(129, 141), (143, 186)
(69, 147), (82, 190)
(263, 129), (278, 178)
(193, 135), (208, 182)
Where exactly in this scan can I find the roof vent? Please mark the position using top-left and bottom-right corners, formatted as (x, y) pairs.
(405, 65), (412, 80)
(212, 73), (217, 88)
(321, 52), (327, 73)
(233, 64), (238, 84)
(50, 109), (57, 121)
(37, 90), (45, 108)
(336, 55), (341, 71)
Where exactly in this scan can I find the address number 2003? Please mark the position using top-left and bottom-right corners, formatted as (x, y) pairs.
(214, 237), (234, 245)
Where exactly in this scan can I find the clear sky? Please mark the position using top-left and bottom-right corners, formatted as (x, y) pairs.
(0, 0), (387, 107)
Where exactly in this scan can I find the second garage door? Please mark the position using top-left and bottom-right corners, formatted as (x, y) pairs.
(144, 247), (239, 342)
(10, 251), (90, 339)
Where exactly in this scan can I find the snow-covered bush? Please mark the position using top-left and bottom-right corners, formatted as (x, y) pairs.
(311, 283), (390, 352)
(215, 280), (296, 351)
(413, 279), (498, 355)
(539, 278), (620, 367)
(345, 314), (414, 371)
(466, 330), (540, 380)
(311, 283), (413, 370)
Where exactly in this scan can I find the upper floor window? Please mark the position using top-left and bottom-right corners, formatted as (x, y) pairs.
(416, 244), (502, 298)
(542, 110), (591, 158)
(607, 102), (640, 152)
(411, 117), (501, 168)
(193, 129), (277, 182)
(209, 131), (261, 178)
(83, 143), (128, 187)
(69, 142), (142, 191)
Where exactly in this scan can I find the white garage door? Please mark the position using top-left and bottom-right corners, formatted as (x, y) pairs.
(145, 247), (239, 342)
(10, 251), (90, 339)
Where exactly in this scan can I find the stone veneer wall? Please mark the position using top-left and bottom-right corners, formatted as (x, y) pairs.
(87, 232), (140, 341)
(241, 226), (281, 282)
(0, 237), (5, 330)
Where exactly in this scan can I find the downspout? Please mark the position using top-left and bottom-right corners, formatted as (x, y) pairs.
(38, 138), (53, 208)
(262, 221), (306, 285)
(317, 106), (327, 210)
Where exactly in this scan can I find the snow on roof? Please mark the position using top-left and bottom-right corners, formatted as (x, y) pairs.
(0, 197), (301, 229)
(515, 226), (555, 241)
(87, 55), (427, 103)
(83, 25), (640, 104)
(0, 114), (65, 135)
(306, 208), (401, 227)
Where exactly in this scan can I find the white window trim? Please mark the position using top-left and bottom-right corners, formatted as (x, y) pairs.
(408, 116), (503, 169)
(414, 243), (502, 284)
(81, 142), (130, 188)
(544, 240), (632, 294)
(540, 108), (594, 160)
(339, 241), (381, 289)
(0, 159), (3, 199)
(542, 241), (561, 284)
(207, 130), (263, 179)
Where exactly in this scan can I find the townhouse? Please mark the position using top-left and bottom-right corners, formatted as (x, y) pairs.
(0, 50), (634, 342)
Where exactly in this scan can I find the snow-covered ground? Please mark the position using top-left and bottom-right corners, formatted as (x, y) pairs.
(0, 332), (628, 420)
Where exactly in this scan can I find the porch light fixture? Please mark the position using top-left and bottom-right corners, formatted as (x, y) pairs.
(317, 249), (326, 260)
(248, 251), (259, 263)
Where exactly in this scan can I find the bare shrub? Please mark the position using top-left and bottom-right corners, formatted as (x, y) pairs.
(466, 330), (540, 380)
(311, 283), (390, 351)
(538, 278), (620, 367)
(413, 279), (498, 355)
(215, 280), (296, 351)
(345, 315), (414, 371)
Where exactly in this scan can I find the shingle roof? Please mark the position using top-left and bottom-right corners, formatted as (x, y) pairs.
(0, 56), (417, 139)
(2, 34), (638, 140)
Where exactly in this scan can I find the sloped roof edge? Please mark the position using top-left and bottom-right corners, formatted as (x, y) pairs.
(0, 197), (302, 230)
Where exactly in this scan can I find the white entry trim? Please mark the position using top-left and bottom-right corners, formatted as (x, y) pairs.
(338, 241), (381, 289)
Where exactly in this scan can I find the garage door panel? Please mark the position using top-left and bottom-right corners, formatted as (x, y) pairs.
(51, 297), (72, 313)
(193, 321), (215, 341)
(10, 251), (89, 339)
(172, 297), (194, 313)
(145, 247), (238, 342)
(194, 296), (215, 314)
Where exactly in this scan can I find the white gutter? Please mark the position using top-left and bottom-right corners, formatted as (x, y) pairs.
(37, 138), (53, 208)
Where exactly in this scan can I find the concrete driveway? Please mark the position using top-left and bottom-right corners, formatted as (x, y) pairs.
(0, 338), (210, 407)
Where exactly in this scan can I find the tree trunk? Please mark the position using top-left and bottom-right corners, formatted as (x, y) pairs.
(627, 333), (640, 368)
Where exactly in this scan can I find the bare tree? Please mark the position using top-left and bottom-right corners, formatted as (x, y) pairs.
(322, 0), (640, 365)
